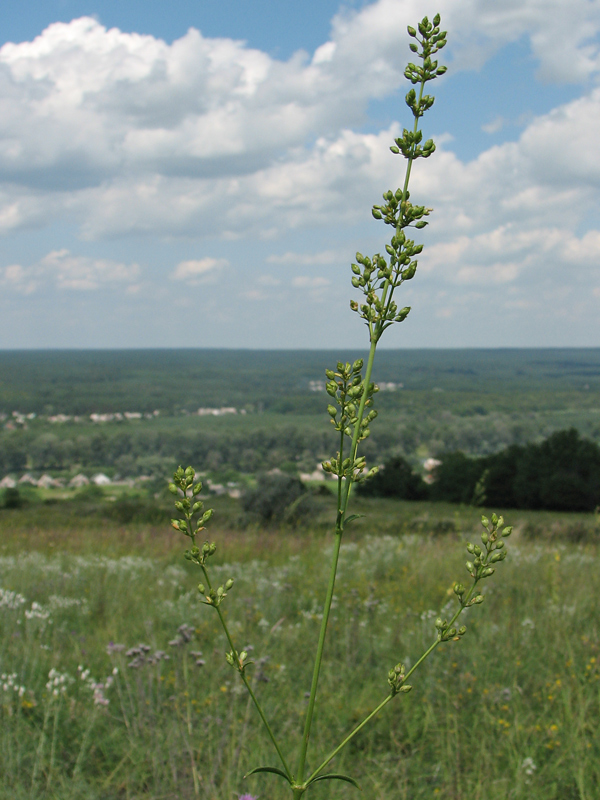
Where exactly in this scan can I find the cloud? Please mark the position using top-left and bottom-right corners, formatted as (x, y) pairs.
(0, 0), (598, 345)
(0, 0), (598, 236)
(481, 116), (506, 134)
(0, 249), (140, 291)
(171, 256), (227, 283)
(291, 276), (330, 288)
(267, 249), (340, 265)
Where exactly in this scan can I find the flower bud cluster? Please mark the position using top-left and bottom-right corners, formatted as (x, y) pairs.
(405, 15), (447, 88)
(349, 250), (415, 341)
(225, 648), (254, 675)
(387, 662), (412, 697)
(170, 466), (217, 569)
(434, 616), (468, 643)
(463, 513), (512, 587)
(372, 190), (432, 231)
(322, 361), (379, 482)
(198, 576), (234, 608)
(349, 15), (447, 348)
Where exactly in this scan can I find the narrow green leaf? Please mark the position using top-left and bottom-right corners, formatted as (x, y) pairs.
(244, 766), (292, 785)
(308, 773), (361, 790)
(344, 514), (364, 525)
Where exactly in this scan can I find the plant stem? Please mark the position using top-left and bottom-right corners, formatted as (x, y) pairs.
(200, 566), (293, 782)
(296, 339), (379, 782)
(295, 529), (343, 782)
(306, 580), (481, 783)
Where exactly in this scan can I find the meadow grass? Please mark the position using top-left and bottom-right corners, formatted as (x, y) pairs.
(0, 501), (598, 799)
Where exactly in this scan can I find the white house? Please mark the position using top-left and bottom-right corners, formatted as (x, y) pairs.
(37, 474), (63, 489)
(92, 473), (111, 486)
(69, 474), (90, 488)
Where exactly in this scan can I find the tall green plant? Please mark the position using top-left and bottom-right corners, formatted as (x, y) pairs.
(169, 14), (513, 797)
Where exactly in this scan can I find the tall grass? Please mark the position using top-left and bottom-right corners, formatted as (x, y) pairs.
(0, 508), (598, 799)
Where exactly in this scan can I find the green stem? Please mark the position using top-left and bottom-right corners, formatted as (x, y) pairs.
(203, 568), (293, 782)
(296, 340), (379, 783)
(306, 579), (481, 783)
(295, 529), (343, 781)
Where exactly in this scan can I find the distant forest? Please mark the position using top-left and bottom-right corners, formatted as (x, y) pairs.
(1, 348), (599, 414)
(1, 349), (599, 489)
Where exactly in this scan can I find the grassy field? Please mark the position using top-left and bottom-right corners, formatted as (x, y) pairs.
(0, 497), (599, 799)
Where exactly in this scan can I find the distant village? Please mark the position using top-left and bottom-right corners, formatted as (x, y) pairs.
(0, 407), (248, 430)
(0, 470), (247, 499)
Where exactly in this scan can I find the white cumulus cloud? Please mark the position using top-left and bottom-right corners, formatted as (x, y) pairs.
(0, 249), (140, 292)
(172, 257), (228, 283)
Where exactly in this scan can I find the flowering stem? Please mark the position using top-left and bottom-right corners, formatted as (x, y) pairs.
(296, 340), (378, 783)
(306, 580), (481, 783)
(201, 566), (293, 783)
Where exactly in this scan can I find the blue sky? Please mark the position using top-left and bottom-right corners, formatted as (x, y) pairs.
(1, 0), (599, 349)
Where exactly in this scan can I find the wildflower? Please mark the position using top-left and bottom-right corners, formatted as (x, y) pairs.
(168, 623), (195, 647)
(521, 757), (536, 777)
(126, 644), (169, 668)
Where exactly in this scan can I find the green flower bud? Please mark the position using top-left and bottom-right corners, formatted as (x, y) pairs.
(481, 531), (489, 545)
(458, 626), (467, 635)
(409, 42), (418, 52)
(454, 583), (465, 596)
(198, 583), (206, 595)
(481, 516), (490, 528)
(327, 405), (337, 418)
(466, 561), (474, 574)
(225, 578), (234, 590)
(490, 551), (506, 563)
(502, 526), (513, 537)
(466, 543), (475, 553)
(407, 25), (417, 36)
(471, 595), (484, 605)
(399, 684), (412, 693)
(168, 483), (178, 495)
(481, 567), (495, 577)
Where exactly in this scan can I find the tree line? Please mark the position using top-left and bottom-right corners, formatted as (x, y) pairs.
(359, 428), (600, 512)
